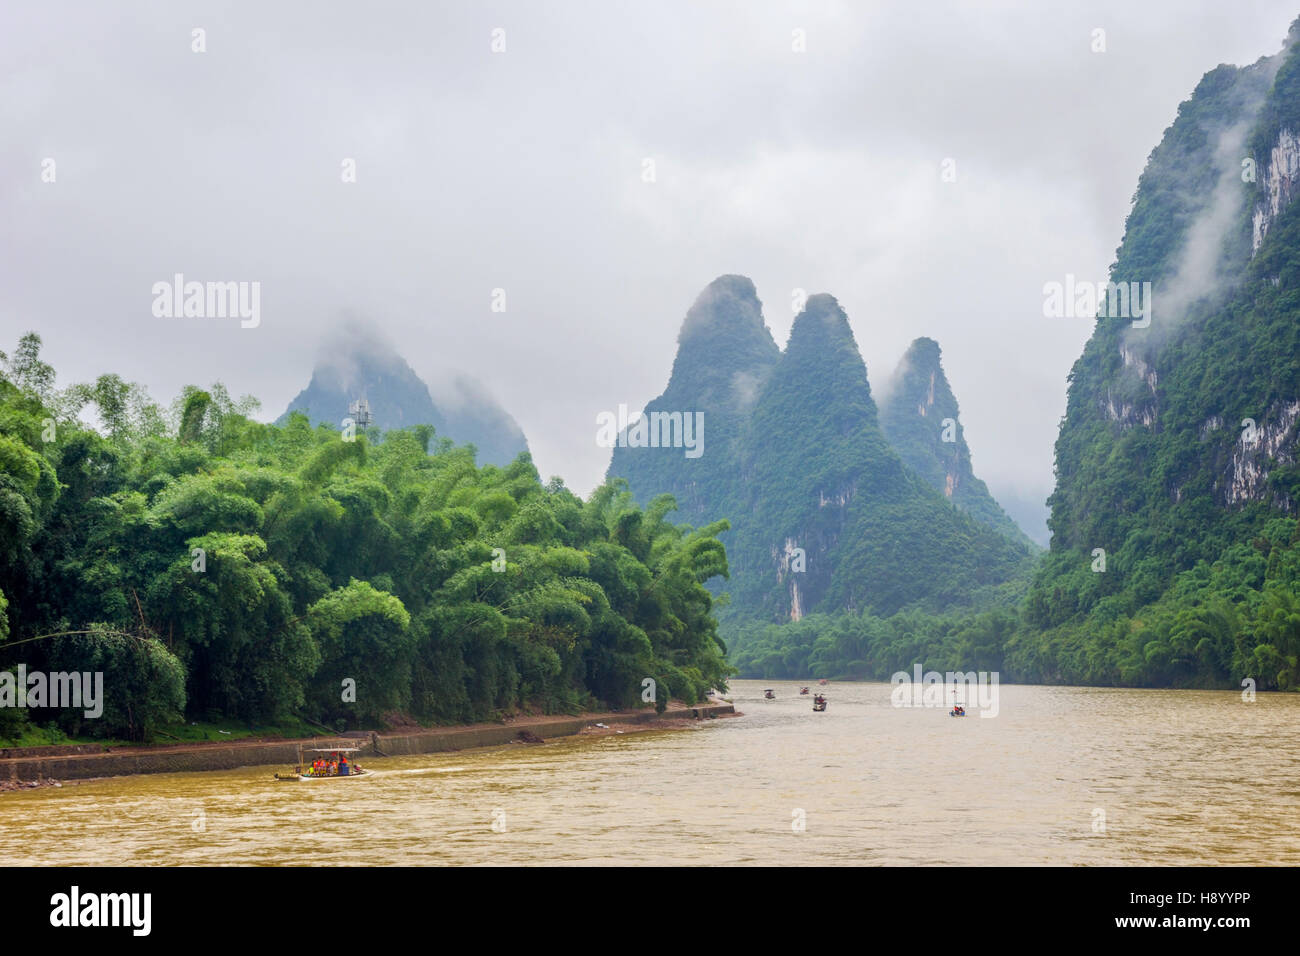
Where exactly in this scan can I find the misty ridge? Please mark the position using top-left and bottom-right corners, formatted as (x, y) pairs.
(1118, 43), (1287, 360)
(277, 317), (529, 467)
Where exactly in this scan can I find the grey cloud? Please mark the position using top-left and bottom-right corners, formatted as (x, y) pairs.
(3, 0), (1298, 527)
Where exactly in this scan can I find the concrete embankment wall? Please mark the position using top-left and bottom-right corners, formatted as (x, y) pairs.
(0, 704), (735, 784)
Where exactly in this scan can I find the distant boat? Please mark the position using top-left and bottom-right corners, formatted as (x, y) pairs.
(949, 707), (967, 717)
(818, 678), (829, 685)
(764, 689), (776, 699)
(799, 686), (810, 695)
(812, 694), (828, 712)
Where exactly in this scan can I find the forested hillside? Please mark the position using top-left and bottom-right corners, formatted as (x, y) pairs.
(878, 337), (1035, 548)
(729, 294), (1033, 621)
(1013, 22), (1300, 689)
(0, 335), (728, 742)
(608, 279), (1035, 635)
(608, 275), (781, 527)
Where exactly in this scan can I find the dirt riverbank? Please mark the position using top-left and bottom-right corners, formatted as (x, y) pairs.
(0, 701), (740, 789)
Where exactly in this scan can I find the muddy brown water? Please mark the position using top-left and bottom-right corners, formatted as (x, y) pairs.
(3, 680), (1298, 865)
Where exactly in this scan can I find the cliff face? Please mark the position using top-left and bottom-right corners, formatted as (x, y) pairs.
(1225, 400), (1300, 508)
(1252, 127), (1300, 251)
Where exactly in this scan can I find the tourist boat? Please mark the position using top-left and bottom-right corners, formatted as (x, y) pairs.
(818, 678), (829, 685)
(799, 686), (810, 695)
(274, 745), (370, 781)
(764, 689), (776, 699)
(812, 694), (828, 712)
(949, 707), (967, 717)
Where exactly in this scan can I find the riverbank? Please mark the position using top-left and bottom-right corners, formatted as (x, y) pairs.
(0, 701), (739, 789)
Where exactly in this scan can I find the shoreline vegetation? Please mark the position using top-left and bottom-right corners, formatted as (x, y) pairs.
(0, 700), (739, 790)
(0, 334), (732, 748)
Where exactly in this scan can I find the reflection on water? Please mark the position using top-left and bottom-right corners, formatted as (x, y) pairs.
(4, 681), (1299, 865)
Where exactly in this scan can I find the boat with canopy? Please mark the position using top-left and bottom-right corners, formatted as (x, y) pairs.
(274, 744), (370, 781)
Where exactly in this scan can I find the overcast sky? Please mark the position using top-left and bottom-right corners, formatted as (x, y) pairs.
(4, 1), (1298, 539)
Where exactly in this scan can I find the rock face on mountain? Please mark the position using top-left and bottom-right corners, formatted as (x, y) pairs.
(1025, 21), (1300, 636)
(608, 279), (1033, 624)
(280, 344), (528, 466)
(878, 337), (1035, 548)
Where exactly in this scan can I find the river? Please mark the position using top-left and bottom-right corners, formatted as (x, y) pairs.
(4, 680), (1299, 865)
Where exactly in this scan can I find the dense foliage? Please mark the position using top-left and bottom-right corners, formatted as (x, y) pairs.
(729, 606), (1016, 681)
(0, 337), (730, 741)
(728, 518), (1300, 691)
